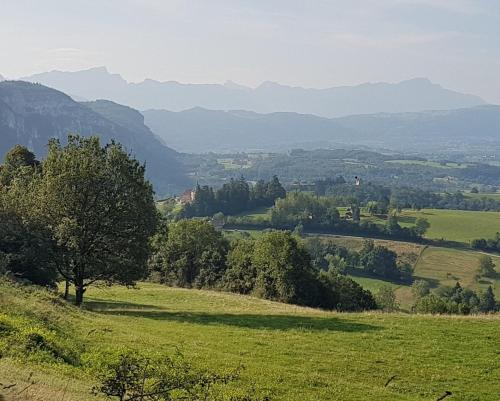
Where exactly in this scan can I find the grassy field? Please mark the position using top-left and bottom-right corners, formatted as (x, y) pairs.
(464, 192), (500, 200)
(397, 209), (500, 243)
(385, 160), (469, 169)
(1, 281), (499, 401)
(313, 234), (500, 308)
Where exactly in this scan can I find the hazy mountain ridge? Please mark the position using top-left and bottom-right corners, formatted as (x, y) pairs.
(0, 81), (188, 194)
(143, 105), (500, 153)
(23, 67), (485, 118)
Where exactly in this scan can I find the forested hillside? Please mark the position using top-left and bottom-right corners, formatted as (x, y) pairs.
(0, 81), (189, 195)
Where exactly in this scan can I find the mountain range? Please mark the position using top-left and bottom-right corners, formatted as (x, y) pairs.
(0, 81), (188, 195)
(143, 105), (500, 153)
(22, 67), (485, 118)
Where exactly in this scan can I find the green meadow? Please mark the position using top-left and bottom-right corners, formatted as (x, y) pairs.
(1, 281), (499, 401)
(397, 209), (500, 243)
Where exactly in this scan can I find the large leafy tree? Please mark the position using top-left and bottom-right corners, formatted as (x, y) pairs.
(35, 135), (158, 305)
(252, 231), (318, 305)
(159, 219), (229, 288)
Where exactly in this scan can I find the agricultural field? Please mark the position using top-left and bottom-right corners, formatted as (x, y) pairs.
(397, 209), (500, 244)
(1, 281), (499, 401)
(464, 192), (500, 201)
(313, 235), (500, 308)
(385, 160), (469, 169)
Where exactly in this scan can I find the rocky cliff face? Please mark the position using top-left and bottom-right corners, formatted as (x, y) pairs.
(0, 81), (189, 195)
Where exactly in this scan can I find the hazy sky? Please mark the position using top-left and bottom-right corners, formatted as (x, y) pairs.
(2, 0), (500, 102)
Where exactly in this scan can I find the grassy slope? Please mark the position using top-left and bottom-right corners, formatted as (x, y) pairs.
(1, 281), (499, 401)
(312, 234), (500, 308)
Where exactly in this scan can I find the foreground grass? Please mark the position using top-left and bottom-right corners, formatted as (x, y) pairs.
(1, 281), (499, 401)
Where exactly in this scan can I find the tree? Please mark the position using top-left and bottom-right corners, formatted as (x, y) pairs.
(0, 208), (58, 286)
(414, 218), (430, 237)
(317, 268), (376, 311)
(375, 285), (399, 311)
(159, 219), (228, 288)
(35, 135), (158, 305)
(252, 231), (318, 305)
(223, 239), (256, 294)
(359, 241), (401, 280)
(0, 145), (39, 187)
(266, 175), (286, 201)
(411, 279), (430, 299)
(0, 153), (58, 286)
(478, 255), (496, 277)
(479, 286), (496, 313)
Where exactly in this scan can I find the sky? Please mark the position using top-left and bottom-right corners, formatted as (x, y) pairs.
(1, 0), (500, 103)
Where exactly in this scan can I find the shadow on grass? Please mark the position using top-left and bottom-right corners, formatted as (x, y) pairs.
(84, 299), (380, 333)
(83, 297), (164, 311)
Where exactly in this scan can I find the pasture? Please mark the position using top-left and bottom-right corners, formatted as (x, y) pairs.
(1, 281), (499, 401)
(397, 209), (500, 243)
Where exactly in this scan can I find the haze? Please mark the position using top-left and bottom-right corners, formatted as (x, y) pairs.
(1, 0), (500, 103)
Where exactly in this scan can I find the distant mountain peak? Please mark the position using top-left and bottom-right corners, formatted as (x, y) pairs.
(223, 80), (250, 91)
(22, 68), (486, 117)
(0, 73), (4, 81)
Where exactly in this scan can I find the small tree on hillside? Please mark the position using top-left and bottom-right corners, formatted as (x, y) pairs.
(35, 135), (158, 305)
(478, 255), (496, 278)
(414, 218), (430, 237)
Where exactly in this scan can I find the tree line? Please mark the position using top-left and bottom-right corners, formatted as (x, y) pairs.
(226, 192), (428, 242)
(182, 176), (286, 217)
(313, 179), (500, 212)
(150, 220), (376, 311)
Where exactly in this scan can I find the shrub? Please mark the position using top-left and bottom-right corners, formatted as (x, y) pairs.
(91, 350), (271, 401)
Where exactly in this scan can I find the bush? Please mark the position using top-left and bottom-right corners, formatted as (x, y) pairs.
(318, 270), (377, 311)
(375, 285), (399, 312)
(91, 350), (272, 401)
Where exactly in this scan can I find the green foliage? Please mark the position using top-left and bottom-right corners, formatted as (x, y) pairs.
(358, 240), (411, 282)
(0, 209), (58, 286)
(478, 255), (496, 277)
(34, 135), (158, 304)
(413, 282), (496, 314)
(479, 286), (497, 313)
(472, 232), (500, 253)
(414, 217), (430, 236)
(411, 280), (431, 299)
(183, 176), (286, 218)
(251, 231), (319, 306)
(375, 285), (399, 312)
(270, 192), (340, 227)
(317, 269), (376, 311)
(223, 239), (257, 294)
(0, 145), (39, 187)
(92, 350), (265, 401)
(157, 219), (229, 288)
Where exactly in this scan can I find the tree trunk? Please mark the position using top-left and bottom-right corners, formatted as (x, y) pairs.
(75, 282), (85, 306)
(63, 280), (70, 300)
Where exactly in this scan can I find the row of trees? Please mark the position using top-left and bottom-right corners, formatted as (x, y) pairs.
(182, 176), (286, 217)
(412, 282), (497, 314)
(229, 192), (427, 241)
(312, 178), (500, 212)
(0, 138), (158, 305)
(150, 220), (376, 311)
(471, 233), (500, 253)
